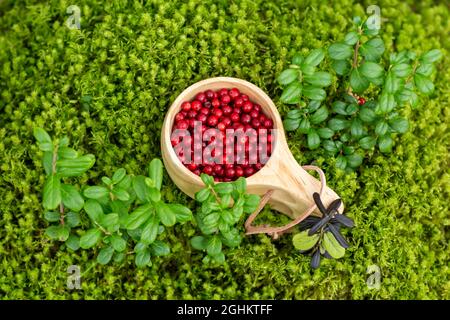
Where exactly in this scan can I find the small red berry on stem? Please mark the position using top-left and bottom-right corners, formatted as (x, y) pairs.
(358, 97), (366, 106)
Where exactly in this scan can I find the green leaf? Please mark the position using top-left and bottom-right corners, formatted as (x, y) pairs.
(97, 246), (114, 265)
(195, 188), (211, 202)
(360, 61), (384, 79)
(286, 109), (302, 119)
(415, 63), (434, 77)
(141, 215), (159, 244)
(80, 228), (102, 249)
(56, 154), (95, 177)
(234, 177), (246, 194)
(384, 72), (401, 93)
(166, 204), (192, 223)
(359, 107), (376, 122)
(350, 68), (369, 93)
(34, 128), (52, 145)
(302, 86), (326, 101)
(214, 183), (233, 195)
(44, 211), (60, 222)
(359, 136), (377, 150)
(389, 117), (409, 134)
(317, 128), (334, 139)
(346, 103), (359, 115)
(307, 129), (320, 150)
(43, 175), (61, 210)
(132, 175), (151, 203)
(112, 168), (126, 184)
(323, 140), (339, 154)
(280, 81), (302, 104)
(328, 118), (349, 131)
(191, 236), (208, 251)
(200, 173), (214, 187)
(110, 234), (127, 252)
(148, 159), (163, 190)
(309, 106), (328, 124)
(375, 121), (389, 136)
(304, 48), (325, 66)
(126, 204), (153, 230)
(135, 249), (151, 268)
(211, 252), (226, 264)
(376, 93), (396, 114)
(277, 69), (299, 85)
(360, 37), (385, 61)
(323, 232), (346, 259)
(328, 43), (353, 60)
(100, 213), (120, 233)
(113, 252), (125, 263)
(102, 176), (112, 186)
(292, 53), (303, 65)
(283, 118), (300, 131)
(243, 194), (260, 213)
(391, 63), (412, 78)
(343, 146), (354, 155)
(150, 240), (170, 256)
(414, 74), (434, 95)
(45, 225), (70, 242)
(42, 151), (53, 175)
(292, 230), (319, 251)
(350, 119), (364, 137)
(112, 187), (130, 201)
(66, 235), (80, 251)
(298, 118), (310, 134)
(420, 49), (442, 63)
(58, 147), (78, 159)
(336, 155), (347, 170)
(155, 202), (176, 227)
(83, 186), (109, 199)
(332, 59), (350, 75)
(332, 101), (348, 115)
(60, 184), (84, 212)
(300, 63), (315, 76)
(344, 31), (359, 45)
(378, 135), (393, 153)
(206, 236), (222, 256)
(84, 199), (104, 222)
(304, 71), (332, 87)
(66, 211), (80, 228)
(346, 153), (364, 168)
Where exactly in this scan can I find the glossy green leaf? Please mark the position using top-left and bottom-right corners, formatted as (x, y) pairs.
(155, 202), (176, 227)
(206, 236), (222, 256)
(135, 249), (151, 268)
(277, 69), (299, 85)
(304, 71), (332, 87)
(195, 188), (211, 202)
(56, 154), (95, 177)
(378, 135), (393, 153)
(389, 117), (409, 133)
(420, 49), (442, 63)
(112, 168), (126, 184)
(360, 37), (385, 61)
(110, 234), (127, 252)
(126, 204), (153, 230)
(84, 199), (104, 222)
(60, 184), (84, 212)
(304, 48), (325, 66)
(151, 240), (170, 256)
(66, 235), (80, 251)
(191, 236), (208, 251)
(414, 74), (434, 95)
(83, 186), (109, 199)
(66, 211), (80, 228)
(328, 43), (353, 60)
(302, 86), (326, 101)
(346, 153), (364, 168)
(323, 232), (346, 259)
(309, 106), (328, 124)
(360, 61), (384, 79)
(148, 158), (163, 190)
(332, 59), (350, 75)
(280, 82), (302, 104)
(292, 231), (319, 251)
(43, 175), (61, 210)
(359, 136), (377, 150)
(80, 228), (102, 249)
(336, 155), (347, 170)
(97, 246), (114, 265)
(307, 129), (320, 150)
(350, 68), (369, 93)
(58, 147), (78, 159)
(317, 128), (334, 139)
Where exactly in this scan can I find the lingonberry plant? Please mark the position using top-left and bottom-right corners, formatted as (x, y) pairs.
(293, 193), (354, 269)
(191, 174), (260, 264)
(280, 16), (442, 171)
(35, 128), (192, 268)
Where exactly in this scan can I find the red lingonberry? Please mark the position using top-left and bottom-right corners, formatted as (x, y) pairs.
(175, 113), (185, 122)
(234, 98), (244, 107)
(191, 100), (202, 111)
(195, 92), (206, 103)
(212, 98), (221, 108)
(207, 115), (219, 126)
(358, 97), (366, 105)
(242, 101), (253, 113)
(205, 90), (215, 100)
(241, 114), (251, 124)
(229, 88), (240, 100)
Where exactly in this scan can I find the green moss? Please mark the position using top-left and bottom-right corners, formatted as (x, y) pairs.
(0, 0), (448, 299)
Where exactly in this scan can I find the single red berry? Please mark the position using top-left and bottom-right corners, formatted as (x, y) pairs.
(197, 113), (207, 122)
(213, 108), (223, 118)
(221, 94), (231, 105)
(229, 88), (240, 99)
(254, 163), (263, 170)
(195, 92), (206, 103)
(222, 105), (233, 115)
(212, 98), (220, 108)
(181, 101), (191, 111)
(241, 114), (251, 124)
(187, 110), (197, 118)
(219, 88), (229, 96)
(244, 167), (255, 176)
(188, 118), (196, 129)
(193, 169), (201, 176)
(234, 98), (244, 107)
(203, 165), (213, 175)
(191, 100), (202, 111)
(253, 104), (261, 113)
(213, 164), (224, 176)
(187, 163), (197, 171)
(263, 119), (273, 128)
(251, 118), (261, 128)
(205, 90), (215, 100)
(242, 101), (253, 113)
(235, 166), (244, 177)
(217, 122), (226, 131)
(221, 116), (232, 127)
(207, 115), (219, 127)
(176, 120), (189, 130)
(200, 107), (210, 115)
(225, 168), (235, 178)
(250, 109), (259, 118)
(175, 112), (185, 122)
(230, 113), (240, 122)
(259, 114), (267, 123)
(241, 94), (249, 101)
(233, 107), (242, 114)
(358, 97), (366, 105)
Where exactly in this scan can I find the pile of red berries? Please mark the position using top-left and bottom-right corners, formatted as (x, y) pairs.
(171, 88), (274, 182)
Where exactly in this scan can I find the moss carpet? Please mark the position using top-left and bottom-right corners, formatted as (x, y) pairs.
(0, 0), (448, 299)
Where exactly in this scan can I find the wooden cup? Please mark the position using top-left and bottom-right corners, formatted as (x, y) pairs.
(161, 77), (342, 219)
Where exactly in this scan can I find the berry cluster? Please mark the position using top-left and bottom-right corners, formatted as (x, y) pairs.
(171, 88), (274, 181)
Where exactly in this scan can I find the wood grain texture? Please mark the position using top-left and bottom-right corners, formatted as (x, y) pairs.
(161, 77), (343, 219)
